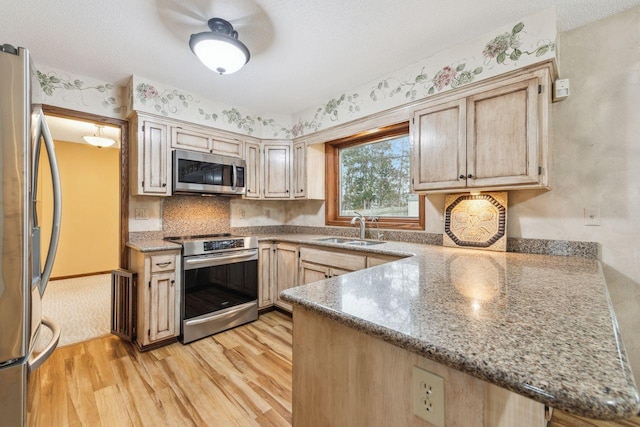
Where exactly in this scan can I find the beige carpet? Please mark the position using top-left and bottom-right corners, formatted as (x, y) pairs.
(35, 273), (111, 350)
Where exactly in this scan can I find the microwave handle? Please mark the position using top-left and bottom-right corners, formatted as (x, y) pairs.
(231, 162), (237, 192)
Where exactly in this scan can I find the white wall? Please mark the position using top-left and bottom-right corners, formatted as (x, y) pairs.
(508, 7), (640, 377)
(229, 199), (286, 228)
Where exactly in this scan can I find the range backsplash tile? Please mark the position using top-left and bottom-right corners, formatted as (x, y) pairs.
(162, 195), (230, 237)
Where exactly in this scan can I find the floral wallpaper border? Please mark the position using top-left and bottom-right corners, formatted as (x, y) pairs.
(131, 78), (293, 138)
(36, 65), (127, 118)
(292, 8), (556, 137)
(37, 8), (556, 139)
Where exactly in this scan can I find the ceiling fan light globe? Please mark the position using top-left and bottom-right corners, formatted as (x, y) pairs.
(190, 36), (249, 74)
(189, 18), (250, 75)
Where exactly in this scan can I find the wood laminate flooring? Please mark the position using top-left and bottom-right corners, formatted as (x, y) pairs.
(27, 311), (293, 427)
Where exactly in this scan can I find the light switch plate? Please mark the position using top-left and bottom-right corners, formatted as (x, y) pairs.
(584, 208), (600, 226)
(134, 208), (149, 220)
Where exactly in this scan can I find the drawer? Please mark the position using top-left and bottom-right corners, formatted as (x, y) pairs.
(299, 246), (366, 271)
(150, 254), (176, 272)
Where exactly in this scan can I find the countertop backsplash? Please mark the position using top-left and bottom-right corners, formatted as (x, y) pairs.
(128, 221), (597, 260)
(162, 195), (230, 237)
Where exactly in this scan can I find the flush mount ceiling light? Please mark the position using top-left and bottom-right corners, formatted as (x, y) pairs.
(189, 18), (250, 75)
(82, 125), (116, 148)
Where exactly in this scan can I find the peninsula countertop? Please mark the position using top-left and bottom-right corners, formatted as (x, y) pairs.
(271, 234), (640, 420)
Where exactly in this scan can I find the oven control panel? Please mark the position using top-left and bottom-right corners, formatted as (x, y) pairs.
(203, 239), (245, 252)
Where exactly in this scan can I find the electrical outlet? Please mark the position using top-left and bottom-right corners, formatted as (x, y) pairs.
(238, 208), (246, 219)
(584, 208), (601, 226)
(265, 209), (271, 219)
(413, 366), (445, 427)
(134, 208), (149, 220)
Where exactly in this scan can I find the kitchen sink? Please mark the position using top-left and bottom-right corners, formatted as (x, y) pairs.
(346, 240), (385, 246)
(315, 237), (353, 244)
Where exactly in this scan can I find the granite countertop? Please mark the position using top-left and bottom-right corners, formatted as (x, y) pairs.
(273, 234), (640, 420)
(126, 239), (181, 252)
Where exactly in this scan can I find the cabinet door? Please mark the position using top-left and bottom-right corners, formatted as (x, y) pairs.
(300, 261), (329, 285)
(293, 142), (306, 198)
(258, 243), (275, 308)
(142, 121), (170, 195)
(466, 77), (540, 188)
(299, 247), (366, 272)
(148, 272), (176, 342)
(245, 142), (262, 199)
(366, 254), (401, 268)
(411, 99), (467, 191)
(329, 267), (356, 277)
(264, 144), (291, 198)
(275, 243), (298, 311)
(171, 126), (211, 152)
(211, 135), (243, 158)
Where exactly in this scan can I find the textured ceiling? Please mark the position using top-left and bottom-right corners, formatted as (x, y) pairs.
(3, 0), (640, 115)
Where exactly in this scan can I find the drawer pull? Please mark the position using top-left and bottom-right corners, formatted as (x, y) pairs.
(156, 261), (171, 267)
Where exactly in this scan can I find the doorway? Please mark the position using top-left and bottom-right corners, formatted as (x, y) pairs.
(36, 106), (128, 346)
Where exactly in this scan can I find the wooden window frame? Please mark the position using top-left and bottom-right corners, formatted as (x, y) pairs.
(325, 122), (425, 231)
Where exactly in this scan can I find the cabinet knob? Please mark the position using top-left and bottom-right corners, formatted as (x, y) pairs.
(467, 174), (473, 179)
(286, 190), (289, 193)
(162, 183), (167, 187)
(247, 189), (251, 193)
(459, 175), (465, 179)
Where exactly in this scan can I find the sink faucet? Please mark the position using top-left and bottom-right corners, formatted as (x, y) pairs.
(350, 212), (366, 240)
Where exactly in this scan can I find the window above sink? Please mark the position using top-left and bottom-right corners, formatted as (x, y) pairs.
(324, 122), (425, 231)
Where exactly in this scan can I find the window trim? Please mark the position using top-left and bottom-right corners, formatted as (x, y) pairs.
(325, 122), (425, 231)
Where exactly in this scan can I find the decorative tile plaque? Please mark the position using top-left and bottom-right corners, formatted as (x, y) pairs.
(443, 192), (507, 252)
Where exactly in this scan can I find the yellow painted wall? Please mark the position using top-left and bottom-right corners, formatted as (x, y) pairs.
(38, 140), (119, 278)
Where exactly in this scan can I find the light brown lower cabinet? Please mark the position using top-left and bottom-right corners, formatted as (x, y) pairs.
(258, 242), (276, 308)
(366, 253), (403, 268)
(128, 248), (181, 351)
(275, 242), (299, 311)
(550, 409), (640, 427)
(258, 241), (404, 312)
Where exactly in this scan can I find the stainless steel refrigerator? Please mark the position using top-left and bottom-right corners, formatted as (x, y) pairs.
(0, 44), (62, 426)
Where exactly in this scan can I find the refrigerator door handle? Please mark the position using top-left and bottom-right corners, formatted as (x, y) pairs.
(27, 316), (60, 374)
(37, 115), (62, 296)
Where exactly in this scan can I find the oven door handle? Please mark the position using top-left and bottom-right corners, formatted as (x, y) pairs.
(184, 250), (258, 269)
(184, 301), (256, 326)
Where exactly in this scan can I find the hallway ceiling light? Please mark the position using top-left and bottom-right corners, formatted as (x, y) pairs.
(82, 125), (116, 148)
(189, 18), (250, 75)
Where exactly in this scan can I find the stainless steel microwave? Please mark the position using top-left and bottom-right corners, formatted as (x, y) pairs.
(172, 149), (246, 195)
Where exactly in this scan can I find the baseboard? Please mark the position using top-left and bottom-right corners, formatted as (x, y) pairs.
(50, 270), (112, 281)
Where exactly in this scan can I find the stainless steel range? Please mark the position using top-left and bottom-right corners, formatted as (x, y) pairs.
(165, 234), (258, 344)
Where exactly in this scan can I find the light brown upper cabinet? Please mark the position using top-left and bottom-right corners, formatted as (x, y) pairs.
(293, 142), (325, 199)
(244, 142), (262, 199)
(171, 125), (244, 158)
(244, 140), (324, 200)
(411, 65), (551, 193)
(264, 142), (292, 198)
(130, 113), (171, 196)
